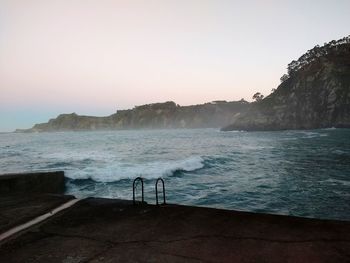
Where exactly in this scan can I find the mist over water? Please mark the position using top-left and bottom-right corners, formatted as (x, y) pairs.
(0, 128), (349, 220)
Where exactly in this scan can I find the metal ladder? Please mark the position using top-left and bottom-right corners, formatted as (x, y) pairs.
(132, 177), (144, 205)
(155, 178), (166, 206)
(132, 177), (166, 205)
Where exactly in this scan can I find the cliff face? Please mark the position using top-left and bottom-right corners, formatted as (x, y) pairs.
(24, 113), (116, 132)
(20, 101), (249, 132)
(222, 41), (350, 131)
(19, 36), (350, 133)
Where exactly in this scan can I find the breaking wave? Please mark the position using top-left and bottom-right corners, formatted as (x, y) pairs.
(65, 156), (205, 182)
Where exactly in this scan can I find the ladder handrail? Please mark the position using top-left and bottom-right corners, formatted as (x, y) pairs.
(133, 177), (144, 205)
(155, 178), (166, 205)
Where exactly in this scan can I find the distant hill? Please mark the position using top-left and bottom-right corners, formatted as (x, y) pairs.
(17, 36), (350, 133)
(222, 36), (350, 131)
(17, 100), (250, 132)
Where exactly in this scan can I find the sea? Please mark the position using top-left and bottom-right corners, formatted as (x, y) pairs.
(0, 128), (349, 221)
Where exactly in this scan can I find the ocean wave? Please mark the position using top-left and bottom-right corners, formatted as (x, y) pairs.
(45, 151), (115, 162)
(323, 178), (350, 186)
(299, 131), (328, 139)
(333, 149), (348, 155)
(0, 151), (22, 158)
(204, 156), (233, 167)
(66, 156), (205, 182)
(219, 130), (245, 133)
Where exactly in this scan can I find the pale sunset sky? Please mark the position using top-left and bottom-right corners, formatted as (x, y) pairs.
(0, 0), (349, 131)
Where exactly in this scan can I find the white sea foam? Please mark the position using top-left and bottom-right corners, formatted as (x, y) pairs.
(299, 131), (328, 139)
(219, 130), (245, 133)
(333, 149), (347, 154)
(323, 178), (350, 186)
(65, 156), (205, 182)
(2, 129), (350, 220)
(45, 151), (115, 162)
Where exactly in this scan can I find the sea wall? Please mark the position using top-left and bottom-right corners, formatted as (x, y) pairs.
(0, 171), (65, 195)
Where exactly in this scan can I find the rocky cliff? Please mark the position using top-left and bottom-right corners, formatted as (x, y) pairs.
(18, 36), (350, 133)
(19, 100), (249, 132)
(222, 36), (350, 131)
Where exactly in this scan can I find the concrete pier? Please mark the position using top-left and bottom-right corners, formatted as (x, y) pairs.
(0, 171), (65, 195)
(0, 197), (349, 263)
(0, 194), (74, 234)
(0, 172), (349, 262)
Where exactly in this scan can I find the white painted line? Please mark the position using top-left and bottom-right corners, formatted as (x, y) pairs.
(0, 198), (80, 242)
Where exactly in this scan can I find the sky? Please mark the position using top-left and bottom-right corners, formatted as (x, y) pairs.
(0, 0), (350, 131)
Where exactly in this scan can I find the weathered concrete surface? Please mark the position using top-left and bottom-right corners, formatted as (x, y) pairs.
(0, 194), (74, 233)
(0, 171), (65, 195)
(1, 198), (349, 263)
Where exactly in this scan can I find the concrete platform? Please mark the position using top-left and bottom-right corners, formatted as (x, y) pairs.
(1, 197), (350, 262)
(0, 194), (74, 233)
(0, 171), (65, 195)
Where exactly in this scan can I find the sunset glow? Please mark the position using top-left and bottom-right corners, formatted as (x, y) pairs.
(1, 0), (350, 131)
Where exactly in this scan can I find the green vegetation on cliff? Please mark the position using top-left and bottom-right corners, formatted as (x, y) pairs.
(17, 36), (350, 133)
(19, 100), (249, 132)
(222, 36), (350, 131)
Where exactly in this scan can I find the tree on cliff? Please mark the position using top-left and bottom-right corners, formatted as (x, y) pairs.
(280, 74), (289, 83)
(252, 92), (264, 102)
(285, 35), (350, 77)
